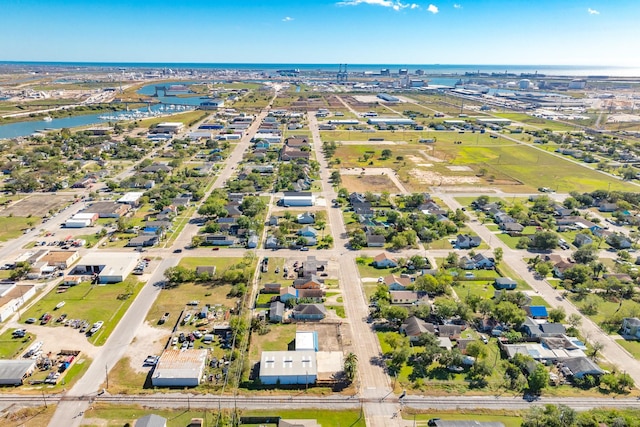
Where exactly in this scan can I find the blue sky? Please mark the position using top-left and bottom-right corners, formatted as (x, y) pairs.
(1, 0), (638, 66)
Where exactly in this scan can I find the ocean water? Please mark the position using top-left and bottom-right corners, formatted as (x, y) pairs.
(1, 61), (640, 77)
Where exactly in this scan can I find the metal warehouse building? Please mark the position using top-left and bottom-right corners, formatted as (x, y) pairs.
(259, 351), (317, 385)
(73, 252), (140, 283)
(151, 349), (207, 387)
(281, 192), (315, 207)
(0, 360), (36, 385)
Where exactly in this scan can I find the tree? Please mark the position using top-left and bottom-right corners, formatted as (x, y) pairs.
(381, 149), (392, 160)
(465, 341), (487, 359)
(548, 307), (566, 323)
(493, 301), (525, 328)
(535, 262), (551, 278)
(530, 231), (558, 250)
(493, 247), (503, 264)
(527, 363), (549, 394)
(433, 298), (458, 319)
(343, 352), (358, 383)
(589, 341), (604, 361)
(573, 243), (598, 264)
(568, 313), (582, 329)
(10, 262), (30, 280)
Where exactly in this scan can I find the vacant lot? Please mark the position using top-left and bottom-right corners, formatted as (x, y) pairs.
(0, 193), (73, 218)
(83, 404), (365, 427)
(21, 277), (143, 346)
(146, 282), (236, 329)
(341, 174), (400, 193)
(0, 216), (42, 241)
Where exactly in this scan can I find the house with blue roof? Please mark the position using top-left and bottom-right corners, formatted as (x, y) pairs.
(526, 305), (548, 319)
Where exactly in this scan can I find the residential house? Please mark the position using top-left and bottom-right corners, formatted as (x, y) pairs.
(293, 276), (323, 290)
(438, 324), (462, 340)
(297, 212), (315, 224)
(373, 253), (398, 268)
(265, 235), (279, 249)
(269, 301), (285, 323)
(224, 204), (243, 218)
(268, 216), (279, 226)
(280, 146), (310, 162)
(622, 317), (640, 339)
(598, 202), (618, 212)
(280, 287), (298, 303)
(300, 256), (327, 277)
(521, 317), (566, 338)
(292, 304), (327, 321)
(127, 236), (159, 247)
(389, 290), (429, 305)
(263, 283), (281, 294)
(574, 233), (593, 248)
(383, 274), (412, 291)
(473, 254), (494, 270)
(400, 316), (436, 342)
(494, 277), (517, 290)
(349, 192), (366, 205)
(559, 357), (604, 379)
(525, 305), (548, 319)
(353, 202), (374, 218)
(297, 288), (325, 300)
(298, 226), (318, 238)
(456, 234), (481, 249)
(203, 235), (234, 246)
(135, 414), (167, 427)
(501, 222), (524, 234)
(141, 163), (172, 173)
(366, 233), (385, 248)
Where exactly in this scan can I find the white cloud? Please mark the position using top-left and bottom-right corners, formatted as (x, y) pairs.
(427, 4), (439, 13)
(453, 3), (462, 9)
(282, 16), (294, 22)
(337, 0), (420, 11)
(587, 8), (600, 15)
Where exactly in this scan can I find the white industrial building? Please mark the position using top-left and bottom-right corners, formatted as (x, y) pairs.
(0, 283), (36, 322)
(259, 351), (317, 385)
(117, 192), (144, 206)
(476, 118), (512, 126)
(295, 331), (318, 352)
(64, 212), (98, 228)
(0, 359), (36, 385)
(151, 349), (207, 387)
(154, 122), (184, 134)
(281, 192), (315, 207)
(367, 117), (416, 126)
(73, 252), (140, 283)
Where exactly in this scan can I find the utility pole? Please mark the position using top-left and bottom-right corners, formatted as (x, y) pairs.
(105, 364), (109, 389)
(41, 390), (47, 408)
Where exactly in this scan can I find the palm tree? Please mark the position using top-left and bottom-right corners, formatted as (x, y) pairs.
(344, 352), (358, 383)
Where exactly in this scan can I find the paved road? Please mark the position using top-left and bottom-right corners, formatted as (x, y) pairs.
(47, 89), (282, 425)
(435, 191), (640, 386)
(309, 113), (400, 426)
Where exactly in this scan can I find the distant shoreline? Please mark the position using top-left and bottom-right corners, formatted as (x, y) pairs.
(1, 61), (640, 77)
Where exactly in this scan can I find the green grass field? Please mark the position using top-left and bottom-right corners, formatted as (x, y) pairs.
(21, 277), (143, 346)
(617, 339), (640, 360)
(85, 404), (365, 427)
(493, 112), (578, 132)
(0, 216), (42, 241)
(0, 329), (36, 358)
(407, 411), (522, 427)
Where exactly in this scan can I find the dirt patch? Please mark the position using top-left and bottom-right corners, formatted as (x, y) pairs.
(0, 194), (74, 217)
(296, 323), (344, 352)
(122, 321), (171, 373)
(4, 321), (100, 358)
(447, 165), (473, 172)
(341, 174), (400, 193)
(409, 169), (481, 186)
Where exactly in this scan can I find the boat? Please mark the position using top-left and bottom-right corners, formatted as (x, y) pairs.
(89, 320), (104, 335)
(55, 301), (66, 310)
(43, 116), (53, 122)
